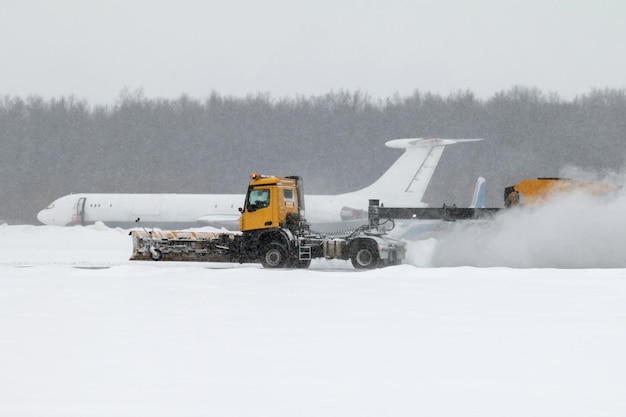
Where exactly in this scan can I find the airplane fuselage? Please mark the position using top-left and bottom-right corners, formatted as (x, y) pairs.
(37, 193), (244, 229)
(36, 191), (427, 229)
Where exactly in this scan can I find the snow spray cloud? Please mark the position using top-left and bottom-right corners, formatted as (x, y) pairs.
(409, 168), (626, 268)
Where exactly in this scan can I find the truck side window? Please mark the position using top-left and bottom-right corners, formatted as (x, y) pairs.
(248, 189), (270, 211)
(283, 189), (294, 206)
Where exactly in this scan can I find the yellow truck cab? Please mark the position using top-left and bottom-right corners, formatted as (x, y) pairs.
(239, 174), (301, 232)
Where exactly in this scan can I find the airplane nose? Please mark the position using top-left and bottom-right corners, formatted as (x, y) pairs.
(36, 206), (60, 225)
(36, 209), (49, 224)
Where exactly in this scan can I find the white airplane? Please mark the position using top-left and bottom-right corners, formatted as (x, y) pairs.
(37, 137), (482, 229)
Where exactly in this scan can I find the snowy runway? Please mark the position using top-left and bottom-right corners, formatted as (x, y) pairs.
(1, 224), (625, 416)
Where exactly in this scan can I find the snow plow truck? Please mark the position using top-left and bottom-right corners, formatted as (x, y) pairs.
(130, 174), (405, 269)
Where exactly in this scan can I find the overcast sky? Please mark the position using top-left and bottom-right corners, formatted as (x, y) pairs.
(1, 0), (625, 104)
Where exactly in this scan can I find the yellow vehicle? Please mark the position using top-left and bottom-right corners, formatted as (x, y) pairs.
(367, 177), (617, 226)
(504, 178), (615, 207)
(130, 174), (405, 269)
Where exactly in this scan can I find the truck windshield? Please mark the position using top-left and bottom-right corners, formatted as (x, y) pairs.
(247, 189), (270, 211)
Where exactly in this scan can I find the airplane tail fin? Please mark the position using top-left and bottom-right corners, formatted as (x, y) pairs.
(470, 177), (486, 208)
(358, 137), (483, 203)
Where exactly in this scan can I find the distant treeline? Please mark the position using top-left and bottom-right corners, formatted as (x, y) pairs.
(1, 86), (625, 224)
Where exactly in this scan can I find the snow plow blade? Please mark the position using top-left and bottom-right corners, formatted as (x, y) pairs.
(129, 230), (240, 262)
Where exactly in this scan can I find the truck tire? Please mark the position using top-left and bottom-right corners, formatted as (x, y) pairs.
(150, 247), (163, 261)
(261, 243), (288, 268)
(350, 242), (379, 269)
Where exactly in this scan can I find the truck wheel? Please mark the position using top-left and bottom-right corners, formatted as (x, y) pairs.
(261, 243), (288, 268)
(150, 247), (163, 261)
(351, 243), (379, 269)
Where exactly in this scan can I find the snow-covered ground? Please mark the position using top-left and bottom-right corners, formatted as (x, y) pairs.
(1, 193), (626, 417)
